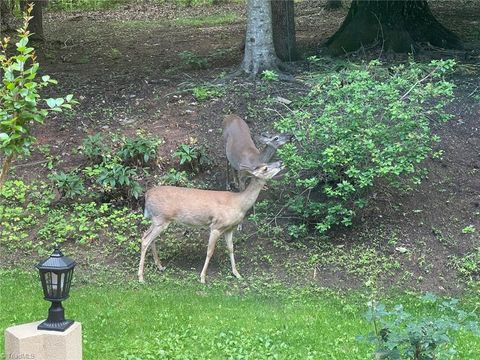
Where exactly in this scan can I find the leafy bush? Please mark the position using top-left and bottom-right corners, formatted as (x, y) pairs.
(96, 159), (143, 199)
(0, 5), (76, 187)
(173, 138), (212, 173)
(62, 132), (161, 201)
(81, 134), (108, 163)
(360, 294), (480, 359)
(117, 134), (161, 166)
(49, 171), (85, 199)
(275, 59), (455, 235)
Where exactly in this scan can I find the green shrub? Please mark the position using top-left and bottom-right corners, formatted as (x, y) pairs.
(173, 138), (212, 173)
(117, 134), (161, 166)
(81, 134), (108, 163)
(89, 157), (143, 200)
(275, 59), (455, 235)
(360, 294), (480, 359)
(49, 171), (86, 199)
(0, 5), (76, 187)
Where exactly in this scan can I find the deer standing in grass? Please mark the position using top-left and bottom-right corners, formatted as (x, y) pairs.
(138, 161), (283, 283)
(223, 114), (292, 191)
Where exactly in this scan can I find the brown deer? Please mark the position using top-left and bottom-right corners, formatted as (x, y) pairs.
(223, 114), (292, 191)
(138, 161), (284, 283)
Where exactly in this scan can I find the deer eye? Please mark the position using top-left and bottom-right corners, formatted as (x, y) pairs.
(273, 136), (279, 141)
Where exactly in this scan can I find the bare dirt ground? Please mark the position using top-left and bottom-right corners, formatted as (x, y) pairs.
(4, 0), (480, 293)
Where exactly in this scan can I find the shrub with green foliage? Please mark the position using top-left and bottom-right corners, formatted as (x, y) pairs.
(80, 133), (108, 163)
(94, 157), (143, 200)
(64, 133), (161, 201)
(173, 138), (212, 173)
(361, 294), (480, 359)
(48, 171), (85, 199)
(0, 5), (76, 187)
(275, 59), (455, 236)
(117, 134), (161, 166)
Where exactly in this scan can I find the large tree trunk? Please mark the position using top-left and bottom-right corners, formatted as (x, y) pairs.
(326, 0), (462, 55)
(0, 0), (17, 32)
(241, 0), (280, 77)
(326, 0), (342, 10)
(271, 0), (298, 62)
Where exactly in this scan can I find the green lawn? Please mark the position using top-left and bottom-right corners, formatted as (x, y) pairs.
(1, 270), (479, 359)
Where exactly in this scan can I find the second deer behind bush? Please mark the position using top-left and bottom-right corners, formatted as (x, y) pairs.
(223, 114), (292, 191)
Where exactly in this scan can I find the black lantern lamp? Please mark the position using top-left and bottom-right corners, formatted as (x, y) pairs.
(36, 247), (76, 332)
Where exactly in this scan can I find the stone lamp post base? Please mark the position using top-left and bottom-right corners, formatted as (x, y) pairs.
(5, 321), (82, 360)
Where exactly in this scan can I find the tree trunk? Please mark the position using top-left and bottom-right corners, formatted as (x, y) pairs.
(21, 1), (44, 41)
(241, 0), (280, 77)
(0, 154), (14, 189)
(271, 0), (298, 62)
(326, 0), (342, 10)
(326, 0), (462, 55)
(0, 0), (17, 32)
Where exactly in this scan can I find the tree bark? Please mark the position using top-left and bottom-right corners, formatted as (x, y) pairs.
(326, 0), (342, 10)
(326, 0), (462, 55)
(271, 0), (298, 62)
(241, 0), (280, 77)
(0, 0), (17, 32)
(0, 154), (14, 189)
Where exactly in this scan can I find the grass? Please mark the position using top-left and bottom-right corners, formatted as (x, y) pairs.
(1, 270), (480, 359)
(174, 13), (239, 27)
(47, 0), (129, 11)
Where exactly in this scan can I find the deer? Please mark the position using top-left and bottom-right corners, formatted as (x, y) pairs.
(138, 160), (284, 284)
(223, 114), (292, 191)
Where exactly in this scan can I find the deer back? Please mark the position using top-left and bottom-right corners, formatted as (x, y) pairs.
(223, 114), (261, 170)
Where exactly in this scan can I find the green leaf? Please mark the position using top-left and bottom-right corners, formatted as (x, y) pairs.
(46, 98), (57, 108)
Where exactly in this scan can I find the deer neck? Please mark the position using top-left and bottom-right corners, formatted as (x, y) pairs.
(237, 177), (267, 213)
(259, 144), (276, 163)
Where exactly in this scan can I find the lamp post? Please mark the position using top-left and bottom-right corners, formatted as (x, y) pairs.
(36, 247), (76, 332)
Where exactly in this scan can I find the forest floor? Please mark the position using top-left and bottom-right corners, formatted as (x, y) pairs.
(2, 0), (480, 294)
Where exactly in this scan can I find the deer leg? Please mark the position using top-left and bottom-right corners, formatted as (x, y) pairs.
(138, 222), (169, 282)
(225, 230), (242, 279)
(237, 170), (246, 192)
(226, 158), (231, 190)
(200, 229), (222, 284)
(151, 241), (166, 272)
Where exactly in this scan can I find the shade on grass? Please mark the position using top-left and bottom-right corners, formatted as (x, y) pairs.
(1, 270), (478, 359)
